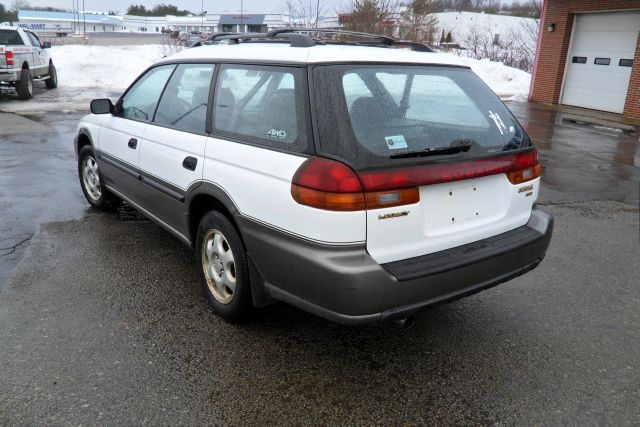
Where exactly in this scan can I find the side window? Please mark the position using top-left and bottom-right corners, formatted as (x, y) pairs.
(27, 32), (41, 47)
(154, 64), (215, 134)
(212, 65), (307, 151)
(120, 65), (175, 121)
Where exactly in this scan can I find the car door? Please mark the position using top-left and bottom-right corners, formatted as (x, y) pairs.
(139, 63), (215, 236)
(25, 31), (47, 75)
(97, 64), (175, 205)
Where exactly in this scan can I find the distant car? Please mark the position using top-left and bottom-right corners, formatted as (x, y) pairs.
(0, 26), (58, 99)
(74, 29), (553, 325)
(188, 33), (201, 44)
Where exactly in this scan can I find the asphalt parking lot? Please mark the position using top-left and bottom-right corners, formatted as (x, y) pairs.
(0, 93), (639, 424)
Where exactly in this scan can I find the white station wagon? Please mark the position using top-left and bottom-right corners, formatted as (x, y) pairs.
(75, 29), (553, 324)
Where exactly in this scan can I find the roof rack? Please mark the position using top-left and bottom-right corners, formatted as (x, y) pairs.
(191, 28), (435, 52)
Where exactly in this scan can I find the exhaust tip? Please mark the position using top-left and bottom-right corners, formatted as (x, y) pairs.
(393, 316), (416, 332)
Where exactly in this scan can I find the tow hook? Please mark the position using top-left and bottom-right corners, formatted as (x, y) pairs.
(394, 316), (416, 332)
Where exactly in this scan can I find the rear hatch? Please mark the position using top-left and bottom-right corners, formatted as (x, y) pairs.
(312, 64), (540, 264)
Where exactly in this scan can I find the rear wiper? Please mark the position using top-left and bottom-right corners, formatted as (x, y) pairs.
(389, 139), (474, 159)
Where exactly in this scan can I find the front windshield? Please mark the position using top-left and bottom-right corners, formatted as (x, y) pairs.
(313, 65), (531, 169)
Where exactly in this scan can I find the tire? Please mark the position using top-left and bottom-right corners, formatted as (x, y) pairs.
(16, 69), (33, 100)
(45, 62), (58, 89)
(77, 146), (120, 210)
(195, 211), (253, 322)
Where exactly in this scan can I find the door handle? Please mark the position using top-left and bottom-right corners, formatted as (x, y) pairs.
(128, 138), (138, 149)
(182, 156), (197, 171)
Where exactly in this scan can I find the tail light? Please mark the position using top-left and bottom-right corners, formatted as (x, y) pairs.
(291, 158), (419, 211)
(291, 158), (366, 211)
(506, 150), (540, 184)
(5, 51), (14, 66)
(291, 150), (539, 211)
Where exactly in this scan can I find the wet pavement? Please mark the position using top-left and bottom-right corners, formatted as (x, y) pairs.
(0, 99), (639, 424)
(510, 102), (640, 206)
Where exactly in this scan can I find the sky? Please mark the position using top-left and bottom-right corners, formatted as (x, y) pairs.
(0, 0), (330, 14)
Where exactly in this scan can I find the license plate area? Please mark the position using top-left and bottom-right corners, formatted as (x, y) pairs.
(421, 175), (507, 233)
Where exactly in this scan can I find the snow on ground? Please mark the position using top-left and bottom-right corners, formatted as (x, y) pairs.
(52, 44), (166, 91)
(0, 44), (531, 114)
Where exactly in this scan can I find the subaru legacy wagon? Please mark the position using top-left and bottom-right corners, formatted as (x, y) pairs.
(75, 29), (553, 324)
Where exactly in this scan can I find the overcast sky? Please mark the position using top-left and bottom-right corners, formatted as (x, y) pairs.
(1, 0), (336, 14)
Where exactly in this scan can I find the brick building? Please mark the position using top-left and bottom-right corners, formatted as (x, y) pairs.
(529, 0), (640, 118)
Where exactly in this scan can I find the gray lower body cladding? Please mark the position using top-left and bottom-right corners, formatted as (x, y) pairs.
(238, 209), (553, 325)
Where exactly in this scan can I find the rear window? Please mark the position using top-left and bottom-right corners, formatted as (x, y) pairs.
(0, 30), (24, 45)
(313, 65), (531, 170)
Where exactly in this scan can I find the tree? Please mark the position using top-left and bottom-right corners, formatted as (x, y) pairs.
(401, 0), (439, 45)
(126, 4), (148, 16)
(343, 0), (401, 37)
(150, 4), (192, 17)
(0, 3), (18, 22)
(457, 19), (539, 72)
(282, 0), (325, 28)
(126, 3), (192, 17)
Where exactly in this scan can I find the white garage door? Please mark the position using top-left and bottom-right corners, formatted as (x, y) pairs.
(561, 11), (640, 114)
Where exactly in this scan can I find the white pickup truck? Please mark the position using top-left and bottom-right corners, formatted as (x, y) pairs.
(0, 26), (58, 99)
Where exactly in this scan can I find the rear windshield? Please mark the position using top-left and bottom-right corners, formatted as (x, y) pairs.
(0, 30), (24, 45)
(313, 65), (531, 170)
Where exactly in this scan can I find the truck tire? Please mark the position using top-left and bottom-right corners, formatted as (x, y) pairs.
(16, 69), (33, 100)
(45, 63), (58, 89)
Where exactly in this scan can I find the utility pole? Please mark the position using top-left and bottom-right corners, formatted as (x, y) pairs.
(240, 0), (243, 33)
(82, 0), (86, 36)
(316, 0), (320, 28)
(73, 0), (77, 34)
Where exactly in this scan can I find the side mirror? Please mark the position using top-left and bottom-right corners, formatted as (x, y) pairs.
(90, 99), (113, 115)
(42, 42), (51, 49)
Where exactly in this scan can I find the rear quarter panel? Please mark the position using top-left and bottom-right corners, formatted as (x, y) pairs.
(204, 137), (367, 244)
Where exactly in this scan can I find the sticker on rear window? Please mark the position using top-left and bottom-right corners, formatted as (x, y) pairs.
(385, 135), (408, 150)
(489, 110), (507, 135)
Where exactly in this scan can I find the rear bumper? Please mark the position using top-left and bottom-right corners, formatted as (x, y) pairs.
(0, 69), (19, 82)
(240, 208), (553, 325)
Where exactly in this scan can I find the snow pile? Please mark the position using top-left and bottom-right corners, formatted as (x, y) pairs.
(438, 53), (532, 102)
(51, 44), (166, 91)
(462, 57), (531, 102)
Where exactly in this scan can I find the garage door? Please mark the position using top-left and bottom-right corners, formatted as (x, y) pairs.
(561, 11), (640, 114)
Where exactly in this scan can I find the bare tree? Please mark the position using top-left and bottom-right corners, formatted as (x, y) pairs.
(10, 0), (30, 12)
(457, 18), (539, 72)
(282, 0), (326, 28)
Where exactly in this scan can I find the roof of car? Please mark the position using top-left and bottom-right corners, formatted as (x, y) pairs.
(161, 42), (468, 67)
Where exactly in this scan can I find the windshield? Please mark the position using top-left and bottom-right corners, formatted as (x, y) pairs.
(313, 65), (531, 170)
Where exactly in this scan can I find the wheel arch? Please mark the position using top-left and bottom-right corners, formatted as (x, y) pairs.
(75, 128), (94, 158)
(21, 62), (29, 70)
(185, 181), (273, 308)
(186, 182), (241, 247)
